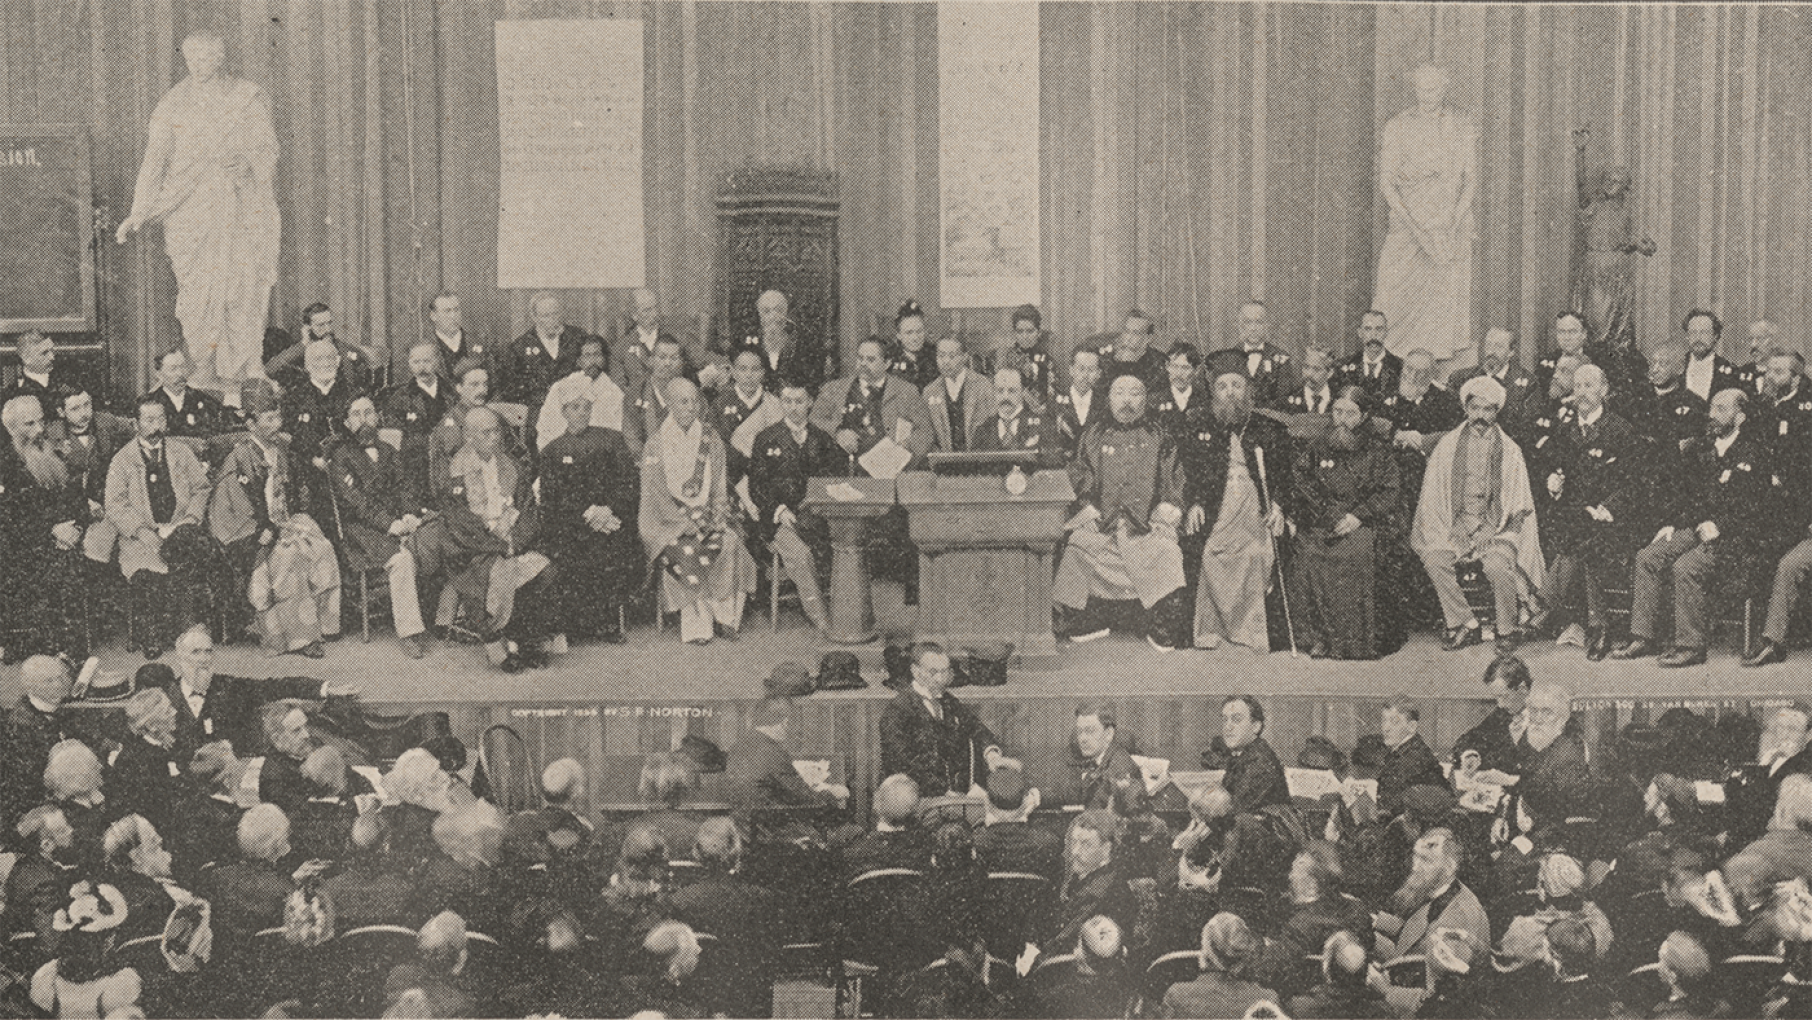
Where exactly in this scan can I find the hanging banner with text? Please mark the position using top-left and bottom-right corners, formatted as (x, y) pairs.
(938, 3), (1039, 308)
(495, 19), (644, 290)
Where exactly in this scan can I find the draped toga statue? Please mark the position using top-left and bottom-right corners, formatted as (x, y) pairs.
(1375, 64), (1478, 364)
(117, 30), (279, 398)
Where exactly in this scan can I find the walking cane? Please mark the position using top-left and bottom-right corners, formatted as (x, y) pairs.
(1254, 446), (1298, 658)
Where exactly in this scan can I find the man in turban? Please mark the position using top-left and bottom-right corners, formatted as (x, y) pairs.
(1410, 374), (1544, 651)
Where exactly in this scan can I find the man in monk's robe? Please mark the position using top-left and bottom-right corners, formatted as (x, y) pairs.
(1181, 361), (1291, 652)
(1053, 375), (1190, 651)
(1290, 385), (1401, 660)
(640, 378), (758, 645)
(1411, 375), (1545, 652)
(538, 390), (639, 645)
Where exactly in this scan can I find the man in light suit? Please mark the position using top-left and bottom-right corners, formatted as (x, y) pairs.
(924, 335), (994, 454)
(1374, 827), (1490, 1014)
(106, 397), (215, 659)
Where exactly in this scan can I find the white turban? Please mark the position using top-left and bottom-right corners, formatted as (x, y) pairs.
(1458, 375), (1507, 408)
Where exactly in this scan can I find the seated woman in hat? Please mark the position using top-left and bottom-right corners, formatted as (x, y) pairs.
(638, 377), (756, 645)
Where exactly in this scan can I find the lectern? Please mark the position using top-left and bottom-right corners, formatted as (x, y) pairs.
(897, 464), (1074, 668)
(800, 476), (896, 645)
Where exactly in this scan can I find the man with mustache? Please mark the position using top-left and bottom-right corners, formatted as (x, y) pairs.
(1411, 375), (1544, 652)
(1745, 351), (1812, 668)
(380, 343), (456, 499)
(1449, 327), (1538, 445)
(206, 383), (306, 648)
(1210, 300), (1297, 410)
(1615, 387), (1777, 666)
(1527, 364), (1644, 661)
(1334, 309), (1402, 399)
(1289, 385), (1400, 659)
(0, 396), (92, 660)
(1052, 374), (1189, 651)
(1091, 308), (1168, 396)
(1371, 828), (1489, 1007)
(105, 395), (216, 659)
(1180, 360), (1292, 652)
(331, 395), (431, 659)
(970, 367), (1061, 467)
(1679, 308), (1742, 402)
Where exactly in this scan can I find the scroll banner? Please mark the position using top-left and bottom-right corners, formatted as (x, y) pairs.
(938, 3), (1039, 308)
(495, 19), (644, 290)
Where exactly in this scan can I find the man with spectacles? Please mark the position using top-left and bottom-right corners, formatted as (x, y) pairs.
(879, 641), (1012, 796)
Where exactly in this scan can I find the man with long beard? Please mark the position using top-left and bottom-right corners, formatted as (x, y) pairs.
(1289, 385), (1400, 659)
(1052, 374), (1189, 650)
(1411, 375), (1544, 652)
(1372, 828), (1489, 974)
(1502, 681), (1595, 831)
(0, 396), (90, 660)
(331, 396), (431, 659)
(1181, 361), (1291, 652)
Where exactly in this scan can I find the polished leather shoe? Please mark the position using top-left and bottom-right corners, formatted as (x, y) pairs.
(1743, 640), (1788, 667)
(1586, 628), (1611, 662)
(1443, 624), (1483, 651)
(1658, 647), (1708, 668)
(1609, 638), (1655, 660)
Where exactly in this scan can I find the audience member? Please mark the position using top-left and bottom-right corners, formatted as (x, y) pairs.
(974, 767), (1060, 881)
(1159, 911), (1276, 1019)
(880, 642), (1010, 797)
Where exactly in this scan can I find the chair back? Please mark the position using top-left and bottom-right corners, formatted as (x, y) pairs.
(1143, 949), (1203, 1007)
(1719, 955), (1786, 1017)
(331, 924), (425, 1018)
(982, 871), (1054, 958)
(840, 869), (932, 969)
(1622, 961), (1667, 1014)
(473, 724), (540, 813)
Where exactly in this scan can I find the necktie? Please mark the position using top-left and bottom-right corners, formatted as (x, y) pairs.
(925, 698), (943, 722)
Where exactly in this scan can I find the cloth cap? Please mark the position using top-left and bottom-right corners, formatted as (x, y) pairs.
(1458, 374), (1507, 408)
(764, 662), (815, 698)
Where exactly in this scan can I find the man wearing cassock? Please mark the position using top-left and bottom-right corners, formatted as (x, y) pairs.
(1181, 359), (1292, 652)
(1052, 374), (1189, 651)
(1410, 375), (1545, 652)
(0, 397), (92, 660)
(640, 377), (758, 645)
(538, 390), (639, 645)
(1289, 385), (1401, 660)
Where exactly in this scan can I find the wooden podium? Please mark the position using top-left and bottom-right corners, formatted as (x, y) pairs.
(897, 468), (1074, 668)
(800, 476), (897, 645)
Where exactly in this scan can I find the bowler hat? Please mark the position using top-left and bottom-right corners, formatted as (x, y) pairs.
(815, 651), (867, 692)
(960, 642), (1014, 687)
(764, 662), (815, 698)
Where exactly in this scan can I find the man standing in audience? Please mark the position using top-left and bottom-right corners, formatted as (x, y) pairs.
(1334, 310), (1401, 398)
(971, 367), (1061, 467)
(1679, 308), (1742, 401)
(925, 334), (993, 454)
(500, 291), (590, 438)
(266, 302), (380, 392)
(1376, 696), (1447, 818)
(748, 381), (840, 634)
(1411, 375), (1544, 652)
(4, 331), (73, 422)
(1449, 328), (1538, 444)
(107, 397), (214, 659)
(155, 626), (354, 762)
(1528, 364), (1645, 661)
(1053, 374), (1190, 650)
(332, 395), (431, 659)
(1182, 362), (1291, 652)
(739, 289), (824, 396)
(380, 343), (455, 498)
(880, 642), (1010, 797)
(1614, 388), (1777, 666)
(1095, 308), (1167, 394)
(282, 339), (364, 526)
(535, 336), (626, 451)
(1213, 300), (1296, 409)
(1289, 385), (1400, 661)
(1748, 357), (1812, 669)
(1052, 347), (1104, 463)
(1, 396), (92, 660)
(1151, 341), (1202, 433)
(973, 768), (1060, 880)
(426, 291), (491, 372)
(538, 389), (639, 645)
(142, 349), (232, 440)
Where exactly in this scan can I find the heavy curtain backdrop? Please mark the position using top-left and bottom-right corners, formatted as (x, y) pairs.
(3, 2), (1807, 399)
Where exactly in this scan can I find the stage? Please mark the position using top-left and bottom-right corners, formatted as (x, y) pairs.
(26, 581), (1810, 822)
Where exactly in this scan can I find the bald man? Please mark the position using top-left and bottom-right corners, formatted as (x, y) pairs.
(282, 338), (367, 520)
(379, 343), (455, 496)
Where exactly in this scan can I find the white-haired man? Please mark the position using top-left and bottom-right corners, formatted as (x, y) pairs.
(1410, 374), (1543, 651)
(152, 625), (356, 763)
(738, 289), (825, 396)
(499, 291), (590, 426)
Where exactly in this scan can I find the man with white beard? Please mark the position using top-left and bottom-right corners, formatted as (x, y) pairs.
(1499, 681), (1595, 832)
(0, 396), (91, 660)
(1723, 704), (1812, 849)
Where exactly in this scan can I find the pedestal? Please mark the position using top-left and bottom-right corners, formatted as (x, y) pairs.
(801, 476), (897, 645)
(897, 469), (1074, 668)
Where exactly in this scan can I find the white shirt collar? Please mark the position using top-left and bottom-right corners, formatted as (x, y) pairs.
(1071, 388), (1093, 415)
(417, 377), (440, 398)
(436, 330), (462, 350)
(1578, 404), (1604, 426)
(162, 386), (187, 409)
(23, 369), (50, 387)
(1171, 386), (1192, 408)
(1714, 427), (1740, 456)
(944, 371), (967, 401)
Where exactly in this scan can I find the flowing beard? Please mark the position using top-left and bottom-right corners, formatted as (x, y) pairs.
(354, 425), (381, 447)
(1212, 396), (1252, 430)
(15, 437), (68, 490)
(1328, 425), (1360, 453)
(1389, 857), (1453, 916)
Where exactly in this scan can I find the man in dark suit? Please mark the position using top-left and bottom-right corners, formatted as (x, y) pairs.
(613, 287), (718, 401)
(1449, 327), (1539, 446)
(1614, 387), (1781, 666)
(725, 694), (849, 825)
(499, 291), (591, 438)
(748, 382), (842, 633)
(924, 334), (994, 454)
(1376, 696), (1448, 818)
(1067, 703), (1140, 812)
(839, 773), (930, 880)
(1680, 308), (1744, 402)
(1051, 347), (1104, 464)
(1091, 308), (1167, 395)
(426, 291), (493, 375)
(3, 331), (74, 423)
(1745, 353), (1812, 668)
(265, 302), (381, 393)
(1274, 344), (1338, 417)
(158, 625), (355, 763)
(54, 388), (133, 511)
(282, 339), (366, 526)
(879, 642), (1010, 797)
(970, 367), (1062, 468)
(0, 657), (105, 844)
(141, 348), (234, 440)
(1211, 300), (1297, 410)
(379, 344), (455, 501)
(204, 803), (298, 944)
(332, 396), (431, 658)
(4, 806), (77, 936)
(973, 768), (1061, 881)
(1041, 810), (1137, 951)
(1151, 342), (1203, 434)
(669, 817), (787, 1019)
(737, 289), (825, 396)
(1201, 695), (1291, 814)
(538, 386), (639, 644)
(1, 394), (95, 659)
(1334, 310), (1402, 398)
